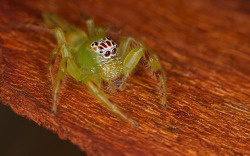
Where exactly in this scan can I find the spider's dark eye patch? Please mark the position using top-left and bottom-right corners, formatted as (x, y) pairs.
(106, 41), (111, 46)
(106, 37), (111, 40)
(104, 51), (110, 57)
(91, 43), (95, 47)
(98, 46), (104, 50)
(100, 50), (103, 53)
(100, 43), (107, 48)
(94, 42), (98, 46)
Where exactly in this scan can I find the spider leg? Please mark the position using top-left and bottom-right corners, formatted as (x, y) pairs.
(120, 38), (167, 108)
(97, 25), (122, 40)
(80, 14), (96, 38)
(95, 26), (106, 37)
(81, 13), (122, 38)
(42, 13), (88, 52)
(142, 47), (167, 108)
(63, 59), (135, 127)
(51, 57), (67, 113)
(104, 26), (122, 36)
(66, 61), (135, 126)
(50, 27), (86, 113)
(84, 79), (138, 127)
(48, 44), (61, 85)
(43, 13), (75, 30)
(52, 55), (88, 114)
(117, 37), (133, 61)
(119, 46), (144, 90)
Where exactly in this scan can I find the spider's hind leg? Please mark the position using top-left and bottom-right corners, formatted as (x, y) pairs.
(80, 13), (122, 38)
(80, 13), (97, 38)
(42, 13), (88, 51)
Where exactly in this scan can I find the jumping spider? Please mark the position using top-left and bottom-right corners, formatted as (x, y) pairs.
(43, 13), (167, 127)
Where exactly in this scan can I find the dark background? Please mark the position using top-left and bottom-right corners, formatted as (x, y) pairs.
(0, 103), (85, 156)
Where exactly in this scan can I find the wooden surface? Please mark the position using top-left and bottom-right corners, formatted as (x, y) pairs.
(1, 0), (250, 155)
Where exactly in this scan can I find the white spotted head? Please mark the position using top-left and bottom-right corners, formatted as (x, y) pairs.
(90, 37), (118, 58)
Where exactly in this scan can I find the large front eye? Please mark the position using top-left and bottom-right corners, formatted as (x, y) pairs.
(104, 51), (110, 57)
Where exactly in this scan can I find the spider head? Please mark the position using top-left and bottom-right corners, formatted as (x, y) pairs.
(90, 37), (118, 59)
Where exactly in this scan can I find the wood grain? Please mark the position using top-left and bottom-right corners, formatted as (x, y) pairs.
(1, 0), (250, 155)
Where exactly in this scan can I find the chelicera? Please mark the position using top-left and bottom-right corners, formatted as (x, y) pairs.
(43, 13), (167, 127)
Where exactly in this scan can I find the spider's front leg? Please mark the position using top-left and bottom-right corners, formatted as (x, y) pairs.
(119, 37), (167, 108)
(65, 61), (138, 127)
(83, 79), (138, 127)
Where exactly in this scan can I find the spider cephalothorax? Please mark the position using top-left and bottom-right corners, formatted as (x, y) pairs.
(90, 37), (117, 58)
(44, 13), (167, 127)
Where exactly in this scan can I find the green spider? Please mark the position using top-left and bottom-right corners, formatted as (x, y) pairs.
(43, 13), (167, 127)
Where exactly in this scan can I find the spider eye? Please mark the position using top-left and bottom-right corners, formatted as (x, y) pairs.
(111, 48), (117, 55)
(106, 37), (111, 40)
(104, 51), (110, 57)
(91, 41), (98, 47)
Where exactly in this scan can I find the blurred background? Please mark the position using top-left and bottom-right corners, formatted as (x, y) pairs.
(0, 103), (85, 156)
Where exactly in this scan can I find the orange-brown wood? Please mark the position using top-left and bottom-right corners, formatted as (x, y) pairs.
(1, 0), (250, 155)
